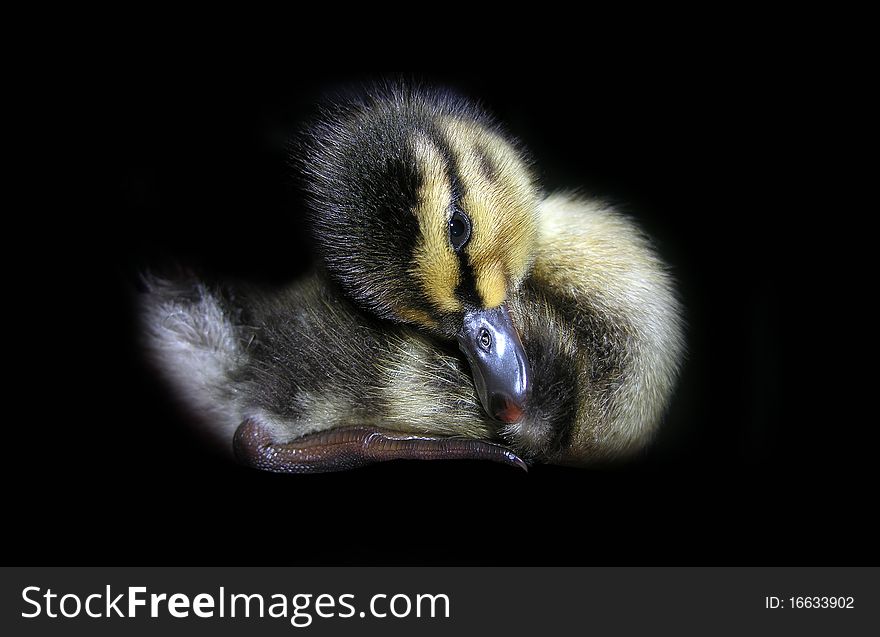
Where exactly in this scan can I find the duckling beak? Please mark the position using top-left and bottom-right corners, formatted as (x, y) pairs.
(458, 303), (531, 424)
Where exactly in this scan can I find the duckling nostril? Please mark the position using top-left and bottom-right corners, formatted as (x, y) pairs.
(491, 395), (525, 424)
(478, 328), (492, 351)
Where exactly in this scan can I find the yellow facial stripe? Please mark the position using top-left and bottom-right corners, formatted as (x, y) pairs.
(397, 306), (439, 331)
(475, 261), (507, 308)
(409, 135), (462, 314)
(440, 118), (538, 309)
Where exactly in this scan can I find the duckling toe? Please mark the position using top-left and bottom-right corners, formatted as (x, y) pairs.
(233, 419), (527, 474)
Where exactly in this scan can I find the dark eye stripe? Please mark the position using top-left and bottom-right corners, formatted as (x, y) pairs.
(474, 142), (496, 182)
(428, 125), (465, 208)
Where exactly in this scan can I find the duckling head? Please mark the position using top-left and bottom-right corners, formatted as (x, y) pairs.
(303, 85), (538, 423)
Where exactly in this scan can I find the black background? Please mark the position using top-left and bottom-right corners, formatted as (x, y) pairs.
(11, 71), (871, 566)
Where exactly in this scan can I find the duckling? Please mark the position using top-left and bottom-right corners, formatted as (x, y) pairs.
(140, 84), (684, 472)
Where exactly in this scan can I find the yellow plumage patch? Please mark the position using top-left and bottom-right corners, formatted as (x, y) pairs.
(475, 261), (507, 308)
(397, 307), (438, 331)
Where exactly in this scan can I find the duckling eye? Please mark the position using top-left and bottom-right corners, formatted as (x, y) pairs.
(449, 210), (472, 251)
(479, 328), (492, 351)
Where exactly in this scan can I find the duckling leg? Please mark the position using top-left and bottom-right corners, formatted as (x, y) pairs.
(233, 419), (527, 474)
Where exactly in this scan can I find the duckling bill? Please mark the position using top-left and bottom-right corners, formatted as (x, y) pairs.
(458, 303), (531, 424)
(140, 84), (685, 472)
